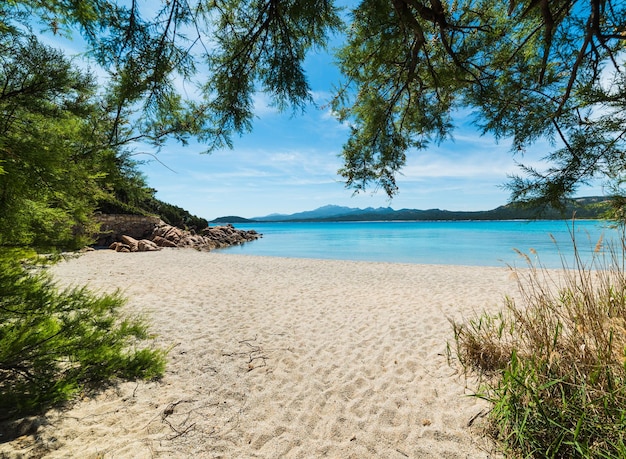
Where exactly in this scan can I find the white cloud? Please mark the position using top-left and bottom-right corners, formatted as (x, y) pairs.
(310, 90), (335, 106)
(268, 152), (300, 163)
(252, 93), (281, 117)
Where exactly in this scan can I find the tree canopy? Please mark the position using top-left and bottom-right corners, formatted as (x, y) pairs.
(334, 0), (626, 209)
(0, 29), (160, 247)
(1, 0), (625, 221)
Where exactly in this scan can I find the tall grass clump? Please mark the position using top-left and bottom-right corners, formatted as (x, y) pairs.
(453, 225), (626, 458)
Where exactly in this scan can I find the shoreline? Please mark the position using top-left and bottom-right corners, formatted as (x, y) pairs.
(2, 249), (513, 458)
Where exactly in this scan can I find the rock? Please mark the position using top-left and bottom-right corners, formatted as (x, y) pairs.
(94, 214), (161, 246)
(152, 235), (177, 248)
(138, 239), (161, 252)
(109, 242), (131, 252)
(120, 235), (139, 252)
(152, 224), (184, 243)
(100, 216), (262, 253)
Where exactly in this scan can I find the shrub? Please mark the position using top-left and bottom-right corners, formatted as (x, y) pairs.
(452, 226), (626, 458)
(142, 197), (209, 231)
(0, 251), (166, 417)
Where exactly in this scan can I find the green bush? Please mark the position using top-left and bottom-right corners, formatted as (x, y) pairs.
(0, 251), (166, 417)
(452, 229), (626, 458)
(141, 197), (209, 231)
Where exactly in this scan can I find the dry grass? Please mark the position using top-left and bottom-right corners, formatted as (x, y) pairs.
(452, 225), (626, 458)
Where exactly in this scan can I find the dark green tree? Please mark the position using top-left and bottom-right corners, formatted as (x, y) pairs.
(0, 22), (168, 418)
(0, 31), (161, 247)
(0, 33), (105, 247)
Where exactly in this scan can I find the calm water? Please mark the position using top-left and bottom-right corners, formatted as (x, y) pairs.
(219, 220), (622, 268)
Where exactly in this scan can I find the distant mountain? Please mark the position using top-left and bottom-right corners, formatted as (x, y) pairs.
(252, 204), (394, 221)
(210, 197), (610, 223)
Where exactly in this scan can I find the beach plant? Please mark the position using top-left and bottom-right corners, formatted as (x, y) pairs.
(452, 225), (626, 458)
(0, 250), (166, 417)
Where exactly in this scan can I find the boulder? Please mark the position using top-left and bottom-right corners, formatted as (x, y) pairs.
(120, 235), (139, 252)
(95, 214), (161, 246)
(152, 223), (184, 243)
(100, 217), (262, 253)
(138, 239), (161, 252)
(109, 242), (123, 251)
(152, 235), (177, 248)
(109, 242), (131, 253)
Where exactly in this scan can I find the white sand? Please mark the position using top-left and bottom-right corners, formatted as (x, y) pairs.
(1, 249), (517, 458)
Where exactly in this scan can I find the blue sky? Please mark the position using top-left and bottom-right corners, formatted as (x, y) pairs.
(138, 96), (604, 221)
(139, 102), (544, 220)
(40, 11), (605, 221)
(137, 41), (604, 220)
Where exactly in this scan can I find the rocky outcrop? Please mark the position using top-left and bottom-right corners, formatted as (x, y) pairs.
(95, 215), (261, 253)
(95, 214), (161, 246)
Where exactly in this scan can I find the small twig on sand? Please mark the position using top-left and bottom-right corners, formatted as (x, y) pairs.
(467, 409), (489, 427)
(161, 399), (197, 440)
(222, 336), (269, 371)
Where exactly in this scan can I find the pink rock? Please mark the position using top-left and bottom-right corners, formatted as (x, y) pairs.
(138, 239), (161, 252)
(120, 235), (139, 252)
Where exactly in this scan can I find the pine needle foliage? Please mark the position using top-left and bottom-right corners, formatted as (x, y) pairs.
(452, 226), (626, 458)
(0, 251), (165, 418)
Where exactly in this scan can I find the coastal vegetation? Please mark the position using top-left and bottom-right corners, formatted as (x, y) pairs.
(0, 250), (166, 417)
(453, 232), (626, 457)
(1, 1), (625, 457)
(0, 7), (197, 419)
(0, 67), (168, 414)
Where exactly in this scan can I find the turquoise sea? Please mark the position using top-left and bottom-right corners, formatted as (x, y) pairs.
(220, 220), (623, 268)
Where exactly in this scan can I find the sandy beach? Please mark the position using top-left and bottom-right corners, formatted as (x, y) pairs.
(0, 249), (517, 458)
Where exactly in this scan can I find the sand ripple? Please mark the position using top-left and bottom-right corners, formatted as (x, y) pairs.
(0, 250), (514, 458)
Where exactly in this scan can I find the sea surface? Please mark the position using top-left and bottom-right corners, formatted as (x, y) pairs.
(219, 220), (623, 268)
